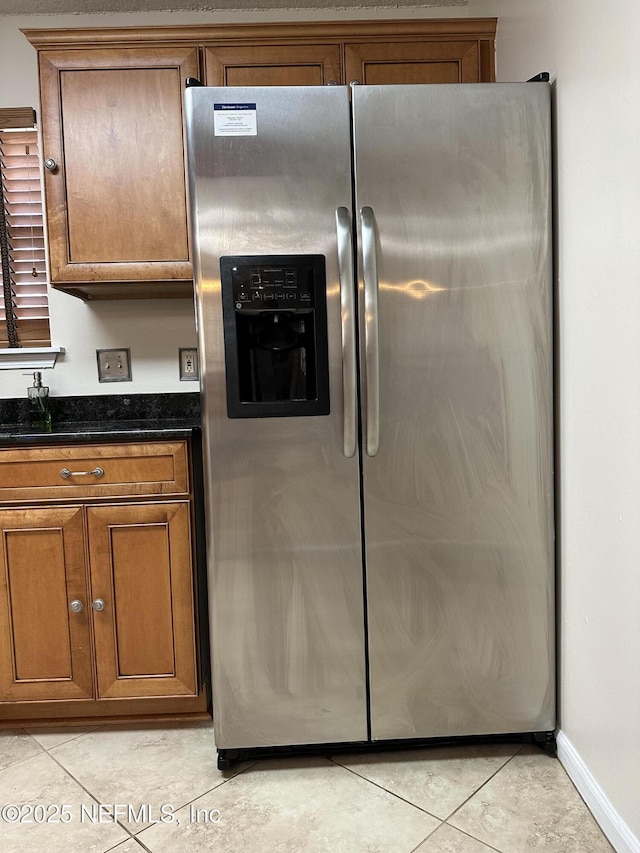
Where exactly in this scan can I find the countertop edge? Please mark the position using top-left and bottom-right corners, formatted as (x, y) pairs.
(0, 421), (201, 447)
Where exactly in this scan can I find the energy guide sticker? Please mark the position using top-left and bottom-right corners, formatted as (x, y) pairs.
(214, 103), (257, 136)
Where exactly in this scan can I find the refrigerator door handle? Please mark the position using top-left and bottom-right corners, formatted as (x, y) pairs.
(336, 206), (357, 458)
(361, 205), (380, 457)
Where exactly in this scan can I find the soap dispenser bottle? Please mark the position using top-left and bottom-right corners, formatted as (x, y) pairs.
(27, 371), (52, 430)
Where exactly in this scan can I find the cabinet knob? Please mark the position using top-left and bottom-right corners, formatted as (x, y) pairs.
(92, 598), (106, 612)
(69, 599), (84, 613)
(44, 158), (57, 171)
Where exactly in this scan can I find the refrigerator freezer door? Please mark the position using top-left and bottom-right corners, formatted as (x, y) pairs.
(352, 84), (555, 740)
(186, 87), (368, 748)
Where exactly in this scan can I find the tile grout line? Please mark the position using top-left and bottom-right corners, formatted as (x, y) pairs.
(436, 744), (530, 853)
(328, 745), (528, 853)
(0, 728), (47, 771)
(26, 726), (241, 843)
(104, 835), (150, 853)
(408, 748), (529, 853)
(444, 744), (526, 823)
(128, 759), (260, 838)
(39, 729), (231, 840)
(45, 747), (139, 840)
(441, 824), (505, 853)
(408, 820), (445, 853)
(1, 742), (146, 846)
(29, 726), (107, 752)
(328, 743), (527, 825)
(327, 755), (444, 822)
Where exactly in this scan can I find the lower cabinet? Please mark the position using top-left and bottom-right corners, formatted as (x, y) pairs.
(0, 505), (92, 702)
(0, 440), (207, 724)
(88, 502), (196, 699)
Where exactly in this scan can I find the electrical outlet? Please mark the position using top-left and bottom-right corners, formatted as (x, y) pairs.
(179, 348), (199, 381)
(97, 348), (132, 383)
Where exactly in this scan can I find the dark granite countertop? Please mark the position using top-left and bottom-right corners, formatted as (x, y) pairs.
(0, 393), (201, 447)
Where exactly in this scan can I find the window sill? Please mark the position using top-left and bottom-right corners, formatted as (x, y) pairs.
(0, 347), (65, 370)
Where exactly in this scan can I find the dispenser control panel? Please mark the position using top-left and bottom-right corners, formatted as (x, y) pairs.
(220, 254), (329, 418)
(226, 261), (315, 311)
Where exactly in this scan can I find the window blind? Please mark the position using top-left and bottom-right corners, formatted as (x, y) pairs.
(0, 114), (51, 349)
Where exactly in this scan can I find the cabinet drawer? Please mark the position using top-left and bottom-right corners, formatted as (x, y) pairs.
(0, 442), (189, 502)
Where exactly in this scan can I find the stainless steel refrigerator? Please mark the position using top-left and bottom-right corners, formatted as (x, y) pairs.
(184, 82), (555, 769)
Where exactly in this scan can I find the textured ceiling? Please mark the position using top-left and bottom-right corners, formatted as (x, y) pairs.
(0, 0), (466, 14)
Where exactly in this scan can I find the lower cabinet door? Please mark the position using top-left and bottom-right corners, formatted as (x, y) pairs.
(0, 506), (93, 701)
(86, 501), (197, 699)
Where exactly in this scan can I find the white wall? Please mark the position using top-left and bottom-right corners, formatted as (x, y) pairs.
(0, 5), (472, 399)
(480, 0), (640, 844)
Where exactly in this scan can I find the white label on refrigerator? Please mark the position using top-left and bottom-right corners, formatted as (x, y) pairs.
(214, 103), (257, 136)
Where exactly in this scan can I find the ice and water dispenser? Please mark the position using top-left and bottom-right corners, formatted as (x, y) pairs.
(220, 255), (330, 418)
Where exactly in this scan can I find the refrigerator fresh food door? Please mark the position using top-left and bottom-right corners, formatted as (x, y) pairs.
(352, 83), (555, 740)
(185, 86), (368, 748)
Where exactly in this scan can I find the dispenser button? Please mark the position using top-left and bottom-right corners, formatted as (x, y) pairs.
(252, 292), (262, 301)
(275, 292), (285, 300)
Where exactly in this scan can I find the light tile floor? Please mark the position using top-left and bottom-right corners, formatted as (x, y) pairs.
(0, 722), (613, 852)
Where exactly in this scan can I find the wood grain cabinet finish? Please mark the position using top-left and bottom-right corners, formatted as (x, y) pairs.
(0, 506), (93, 702)
(204, 44), (342, 87)
(36, 47), (199, 299)
(87, 501), (197, 699)
(344, 40), (488, 85)
(24, 19), (495, 300)
(0, 441), (189, 503)
(0, 441), (204, 723)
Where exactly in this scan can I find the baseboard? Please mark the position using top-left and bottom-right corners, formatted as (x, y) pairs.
(557, 730), (640, 853)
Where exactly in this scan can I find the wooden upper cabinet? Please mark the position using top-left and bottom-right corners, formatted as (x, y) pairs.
(24, 19), (495, 299)
(37, 46), (199, 299)
(203, 20), (495, 88)
(204, 44), (342, 87)
(345, 40), (490, 85)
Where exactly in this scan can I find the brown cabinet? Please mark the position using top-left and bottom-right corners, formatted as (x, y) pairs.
(201, 20), (495, 88)
(24, 19), (495, 300)
(0, 441), (205, 725)
(344, 40), (488, 85)
(87, 501), (196, 700)
(0, 506), (92, 702)
(204, 43), (342, 87)
(36, 47), (199, 300)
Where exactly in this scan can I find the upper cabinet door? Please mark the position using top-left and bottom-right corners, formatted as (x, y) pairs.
(38, 47), (199, 297)
(345, 40), (492, 85)
(204, 44), (342, 86)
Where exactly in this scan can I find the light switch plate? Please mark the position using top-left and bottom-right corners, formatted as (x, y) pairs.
(179, 348), (199, 381)
(97, 348), (132, 382)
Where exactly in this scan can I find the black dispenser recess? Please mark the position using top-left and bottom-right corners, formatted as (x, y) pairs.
(220, 255), (330, 418)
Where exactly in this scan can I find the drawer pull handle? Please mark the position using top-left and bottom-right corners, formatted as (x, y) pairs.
(92, 598), (106, 613)
(69, 599), (84, 613)
(60, 466), (105, 479)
